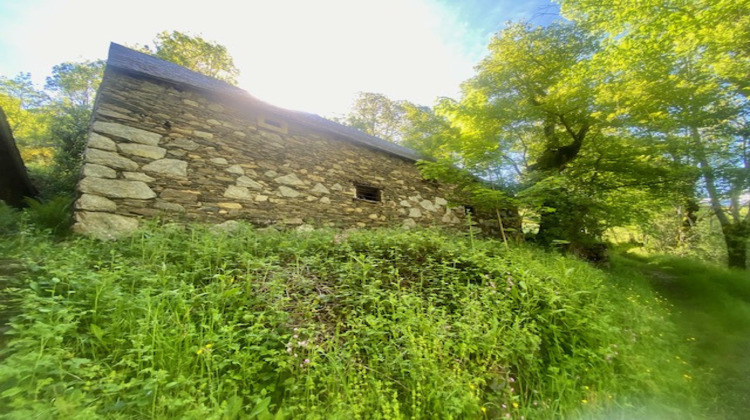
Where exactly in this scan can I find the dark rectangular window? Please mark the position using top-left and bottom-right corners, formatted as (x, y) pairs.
(355, 184), (381, 202)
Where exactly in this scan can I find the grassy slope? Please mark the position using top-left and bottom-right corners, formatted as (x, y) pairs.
(0, 224), (710, 419)
(613, 253), (750, 419)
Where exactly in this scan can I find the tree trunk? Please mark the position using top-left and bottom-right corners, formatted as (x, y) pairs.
(722, 222), (749, 270)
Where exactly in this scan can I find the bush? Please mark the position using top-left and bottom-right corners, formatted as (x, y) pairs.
(0, 225), (701, 418)
(22, 196), (73, 237)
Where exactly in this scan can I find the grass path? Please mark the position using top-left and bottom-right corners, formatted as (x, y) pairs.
(615, 254), (750, 419)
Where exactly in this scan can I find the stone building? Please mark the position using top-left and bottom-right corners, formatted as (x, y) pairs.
(73, 43), (500, 238)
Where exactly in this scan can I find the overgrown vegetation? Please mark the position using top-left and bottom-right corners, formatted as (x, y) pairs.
(1, 218), (711, 419)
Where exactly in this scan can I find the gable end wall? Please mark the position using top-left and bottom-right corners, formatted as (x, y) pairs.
(73, 71), (486, 238)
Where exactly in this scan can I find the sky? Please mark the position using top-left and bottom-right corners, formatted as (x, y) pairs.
(0, 0), (559, 117)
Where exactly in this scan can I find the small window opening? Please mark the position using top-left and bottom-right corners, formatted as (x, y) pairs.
(464, 205), (475, 215)
(355, 184), (381, 202)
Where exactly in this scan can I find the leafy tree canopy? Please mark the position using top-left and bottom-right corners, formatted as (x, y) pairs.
(140, 31), (240, 85)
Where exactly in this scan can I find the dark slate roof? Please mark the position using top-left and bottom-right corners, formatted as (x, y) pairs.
(106, 43), (424, 162)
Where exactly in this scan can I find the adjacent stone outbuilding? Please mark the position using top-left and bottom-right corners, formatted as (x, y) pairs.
(74, 43), (500, 238)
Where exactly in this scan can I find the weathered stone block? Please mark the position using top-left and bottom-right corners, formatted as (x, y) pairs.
(226, 165), (244, 175)
(82, 163), (117, 179)
(89, 133), (117, 151)
(85, 149), (139, 171)
(79, 177), (157, 199)
(224, 185), (253, 200)
(169, 138), (200, 150)
(74, 211), (139, 239)
(118, 143), (167, 159)
(142, 159), (188, 178)
(210, 157), (228, 165)
(236, 176), (263, 190)
(311, 183), (330, 194)
(76, 194), (117, 211)
(409, 208), (422, 218)
(275, 173), (305, 186)
(92, 121), (161, 145)
(279, 186), (300, 197)
(193, 130), (213, 140)
(154, 200), (185, 212)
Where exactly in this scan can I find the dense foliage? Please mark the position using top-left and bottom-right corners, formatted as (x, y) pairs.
(0, 220), (705, 419)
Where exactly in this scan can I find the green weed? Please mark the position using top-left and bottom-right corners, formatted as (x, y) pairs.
(0, 224), (705, 418)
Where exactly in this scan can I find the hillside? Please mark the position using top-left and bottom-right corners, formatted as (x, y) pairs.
(0, 221), (722, 418)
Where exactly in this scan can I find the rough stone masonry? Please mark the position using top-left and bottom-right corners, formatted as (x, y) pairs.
(73, 44), (507, 239)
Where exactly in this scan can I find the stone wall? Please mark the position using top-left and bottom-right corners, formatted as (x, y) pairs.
(74, 70), (500, 238)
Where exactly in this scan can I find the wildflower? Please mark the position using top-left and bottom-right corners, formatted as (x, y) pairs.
(481, 407), (487, 414)
(502, 404), (507, 409)
(582, 399), (588, 404)
(683, 374), (692, 380)
(304, 358), (311, 364)
(509, 377), (515, 383)
(512, 402), (519, 408)
(196, 348), (203, 355)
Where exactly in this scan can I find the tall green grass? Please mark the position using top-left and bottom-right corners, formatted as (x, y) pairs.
(0, 223), (702, 419)
(614, 253), (750, 419)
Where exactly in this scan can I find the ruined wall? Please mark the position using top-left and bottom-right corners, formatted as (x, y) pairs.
(73, 70), (487, 238)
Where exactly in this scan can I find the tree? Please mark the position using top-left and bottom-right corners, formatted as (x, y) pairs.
(0, 73), (50, 146)
(45, 60), (104, 107)
(142, 31), (240, 85)
(343, 92), (407, 143)
(561, 0), (750, 268)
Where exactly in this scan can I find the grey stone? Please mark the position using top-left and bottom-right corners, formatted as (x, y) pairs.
(399, 200), (411, 207)
(279, 186), (301, 197)
(319, 197), (331, 204)
(154, 200), (185, 212)
(169, 138), (200, 150)
(311, 183), (330, 194)
(419, 200), (437, 212)
(435, 197), (448, 206)
(85, 149), (139, 171)
(142, 159), (188, 178)
(211, 220), (242, 233)
(76, 194), (117, 211)
(409, 208), (422, 218)
(96, 108), (137, 121)
(193, 130), (214, 140)
(255, 195), (269, 202)
(402, 218), (417, 229)
(275, 173), (305, 186)
(226, 165), (244, 175)
(183, 99), (199, 107)
(92, 121), (161, 145)
(118, 143), (167, 159)
(224, 185), (252, 200)
(82, 163), (116, 179)
(74, 211), (139, 239)
(264, 170), (278, 178)
(296, 224), (315, 232)
(236, 176), (263, 190)
(79, 177), (156, 199)
(210, 157), (228, 165)
(122, 172), (155, 182)
(88, 133), (117, 151)
(331, 183), (343, 191)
